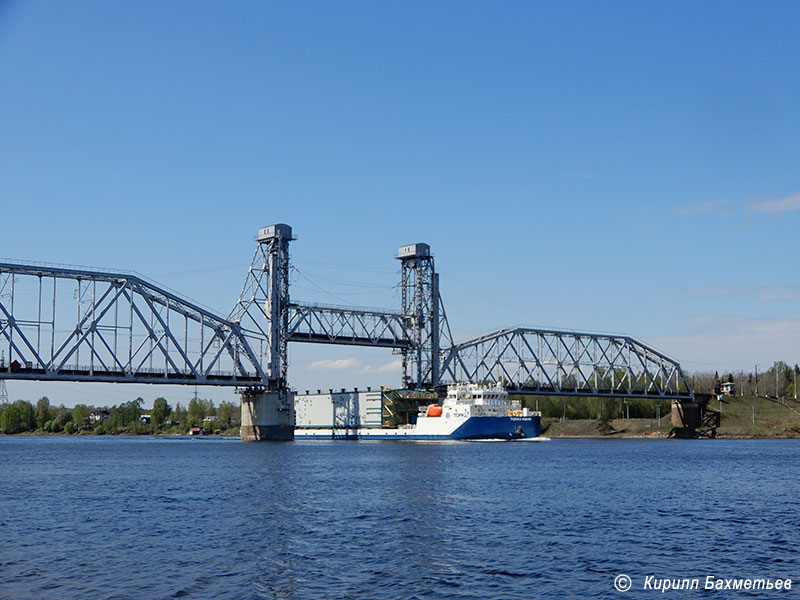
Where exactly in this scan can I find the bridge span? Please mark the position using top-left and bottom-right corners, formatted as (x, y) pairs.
(0, 224), (693, 439)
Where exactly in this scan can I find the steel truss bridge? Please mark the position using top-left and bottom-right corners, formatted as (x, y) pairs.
(0, 224), (693, 400)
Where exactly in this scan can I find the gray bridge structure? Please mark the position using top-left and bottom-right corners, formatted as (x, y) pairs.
(0, 224), (693, 440)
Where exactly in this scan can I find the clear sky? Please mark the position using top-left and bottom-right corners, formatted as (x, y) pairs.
(1, 1), (799, 408)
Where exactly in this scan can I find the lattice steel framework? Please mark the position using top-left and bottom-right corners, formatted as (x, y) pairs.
(228, 224), (293, 389)
(396, 244), (453, 389)
(0, 224), (695, 401)
(440, 327), (693, 399)
(0, 262), (264, 385)
(288, 303), (411, 348)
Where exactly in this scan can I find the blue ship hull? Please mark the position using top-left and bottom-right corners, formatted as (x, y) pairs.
(449, 416), (541, 440)
(295, 415), (541, 441)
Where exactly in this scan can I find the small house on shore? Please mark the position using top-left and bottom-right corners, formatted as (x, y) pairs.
(89, 410), (110, 424)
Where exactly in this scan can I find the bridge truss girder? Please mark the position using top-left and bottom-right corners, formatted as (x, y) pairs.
(287, 303), (411, 348)
(0, 263), (265, 386)
(440, 327), (693, 399)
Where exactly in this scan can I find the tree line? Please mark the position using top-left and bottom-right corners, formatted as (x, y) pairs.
(688, 361), (800, 399)
(0, 395), (240, 435)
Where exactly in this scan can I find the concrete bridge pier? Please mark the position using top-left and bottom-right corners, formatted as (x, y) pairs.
(670, 394), (716, 438)
(240, 388), (295, 441)
(671, 399), (701, 429)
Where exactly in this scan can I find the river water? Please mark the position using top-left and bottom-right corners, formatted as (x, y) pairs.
(1, 436), (798, 599)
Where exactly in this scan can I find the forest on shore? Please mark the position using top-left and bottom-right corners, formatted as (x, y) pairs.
(0, 395), (240, 436)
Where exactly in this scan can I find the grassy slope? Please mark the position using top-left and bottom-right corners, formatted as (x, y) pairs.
(713, 394), (800, 438)
(541, 395), (800, 438)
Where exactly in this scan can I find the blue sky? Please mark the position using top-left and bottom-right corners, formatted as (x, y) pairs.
(1, 1), (799, 407)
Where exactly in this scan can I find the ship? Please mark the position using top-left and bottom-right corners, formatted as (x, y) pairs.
(293, 382), (547, 441)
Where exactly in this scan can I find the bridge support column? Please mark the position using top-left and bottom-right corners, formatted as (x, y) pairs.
(671, 399), (701, 429)
(240, 388), (295, 441)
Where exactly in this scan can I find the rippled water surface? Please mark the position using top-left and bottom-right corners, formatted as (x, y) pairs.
(1, 436), (798, 599)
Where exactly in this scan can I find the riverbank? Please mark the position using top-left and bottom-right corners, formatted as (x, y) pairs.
(10, 426), (241, 437)
(541, 394), (800, 438)
(5, 394), (799, 439)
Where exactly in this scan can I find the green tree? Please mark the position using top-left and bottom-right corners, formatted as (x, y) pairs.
(1, 400), (36, 433)
(111, 398), (144, 429)
(129, 397), (144, 425)
(187, 398), (214, 427)
(151, 397), (171, 428)
(596, 399), (616, 434)
(56, 409), (73, 427)
(35, 396), (52, 429)
(217, 401), (237, 428)
(110, 405), (123, 429)
(172, 402), (187, 426)
(72, 404), (90, 426)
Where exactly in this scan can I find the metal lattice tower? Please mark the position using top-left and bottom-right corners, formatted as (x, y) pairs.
(229, 224), (293, 390)
(396, 244), (452, 389)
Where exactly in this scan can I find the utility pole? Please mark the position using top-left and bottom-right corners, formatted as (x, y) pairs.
(0, 352), (6, 406)
(775, 363), (779, 400)
(755, 364), (759, 397)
